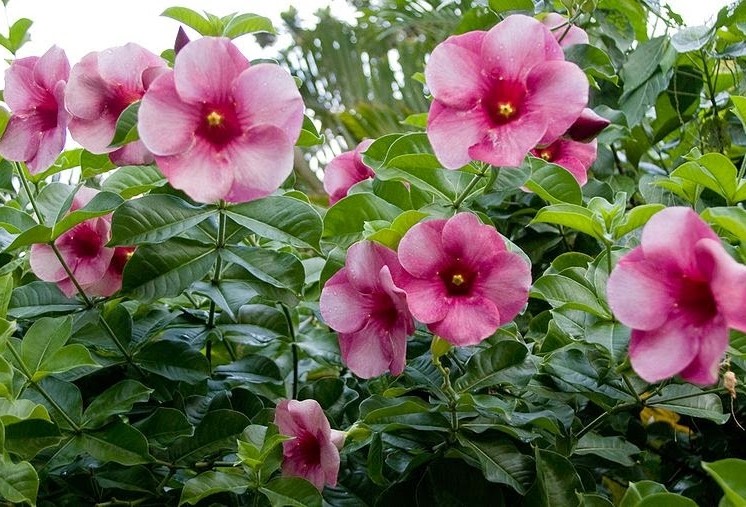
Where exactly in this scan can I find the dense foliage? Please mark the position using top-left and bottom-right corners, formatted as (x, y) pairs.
(0, 0), (745, 506)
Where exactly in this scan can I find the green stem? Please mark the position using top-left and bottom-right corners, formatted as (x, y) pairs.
(6, 341), (81, 432)
(622, 374), (643, 404)
(206, 204), (227, 368)
(451, 165), (489, 210)
(433, 354), (459, 435)
(604, 240), (613, 275)
(647, 387), (724, 405)
(98, 313), (145, 376)
(576, 401), (639, 439)
(281, 304), (299, 399)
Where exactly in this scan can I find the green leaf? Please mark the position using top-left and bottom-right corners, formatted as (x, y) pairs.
(613, 204), (665, 239)
(702, 459), (746, 507)
(732, 96), (746, 134)
(0, 455), (38, 505)
(135, 340), (210, 383)
(259, 477), (323, 507)
(401, 112), (427, 129)
(670, 153), (739, 203)
(524, 448), (583, 507)
(647, 384), (729, 423)
(456, 434), (534, 494)
(33, 344), (99, 382)
(585, 321), (630, 363)
(0, 399), (50, 425)
(101, 165), (166, 198)
(222, 246), (304, 293)
(488, 0), (533, 13)
(4, 419), (62, 459)
(671, 25), (715, 53)
(180, 470), (248, 506)
(296, 115), (324, 147)
(620, 480), (669, 507)
(575, 433), (640, 466)
(525, 159), (583, 205)
(359, 395), (450, 432)
(223, 13), (275, 37)
(168, 409), (250, 465)
(0, 207), (36, 233)
(226, 196), (322, 251)
(109, 101), (140, 147)
(72, 422), (153, 465)
(455, 340), (533, 392)
(323, 193), (402, 250)
(35, 182), (75, 226)
(702, 207), (746, 244)
(122, 239), (218, 302)
(621, 71), (671, 126)
(636, 493), (698, 507)
(80, 150), (116, 178)
(133, 407), (193, 448)
(20, 316), (72, 377)
(8, 282), (85, 319)
(52, 191), (124, 238)
(82, 380), (153, 429)
(621, 36), (674, 94)
(0, 273), (13, 319)
(161, 7), (215, 35)
(532, 204), (605, 240)
(564, 44), (618, 85)
(2, 224), (51, 252)
(531, 274), (611, 318)
(110, 195), (217, 245)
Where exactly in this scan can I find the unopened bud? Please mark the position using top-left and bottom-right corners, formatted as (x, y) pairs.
(724, 371), (737, 399)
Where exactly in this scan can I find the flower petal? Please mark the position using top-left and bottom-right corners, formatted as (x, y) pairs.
(98, 43), (163, 92)
(319, 269), (371, 334)
(174, 37), (249, 104)
(628, 313), (700, 383)
(139, 71), (199, 156)
(32, 46), (69, 91)
(441, 213), (504, 266)
(541, 13), (589, 47)
(468, 111), (547, 167)
(425, 31), (487, 108)
(427, 100), (489, 169)
(345, 241), (399, 294)
(566, 108), (610, 142)
(476, 250), (531, 325)
(428, 295), (501, 346)
(0, 115), (42, 163)
(324, 151), (368, 205)
(398, 218), (448, 278)
(401, 277), (450, 324)
(29, 244), (67, 282)
(695, 238), (746, 332)
(677, 316), (728, 385)
(222, 125), (295, 203)
(69, 115), (117, 154)
(109, 140), (154, 166)
(338, 319), (406, 378)
(65, 52), (106, 119)
(234, 63), (304, 140)
(3, 57), (42, 111)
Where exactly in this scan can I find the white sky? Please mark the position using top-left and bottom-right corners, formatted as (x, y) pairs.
(2, 0), (733, 64)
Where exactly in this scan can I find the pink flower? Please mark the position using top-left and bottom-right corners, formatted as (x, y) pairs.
(0, 46), (70, 173)
(139, 37), (304, 203)
(531, 138), (597, 186)
(566, 108), (610, 142)
(541, 12), (589, 47)
(397, 213), (531, 346)
(29, 187), (131, 298)
(607, 207), (746, 385)
(274, 399), (345, 490)
(425, 14), (588, 169)
(323, 139), (374, 205)
(320, 241), (414, 378)
(65, 43), (166, 166)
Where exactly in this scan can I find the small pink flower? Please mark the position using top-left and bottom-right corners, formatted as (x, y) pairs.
(531, 138), (597, 186)
(425, 14), (588, 169)
(541, 12), (589, 47)
(320, 241), (414, 378)
(30, 187), (131, 298)
(398, 213), (531, 346)
(607, 207), (746, 385)
(0, 46), (70, 173)
(65, 43), (166, 166)
(323, 139), (374, 205)
(274, 399), (345, 491)
(139, 37), (304, 203)
(566, 108), (610, 142)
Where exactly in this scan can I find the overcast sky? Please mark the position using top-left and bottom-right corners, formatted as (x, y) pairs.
(3, 0), (733, 64)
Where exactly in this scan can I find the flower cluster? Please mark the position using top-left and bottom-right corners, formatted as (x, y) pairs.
(425, 14), (607, 185)
(320, 212), (531, 377)
(30, 187), (133, 297)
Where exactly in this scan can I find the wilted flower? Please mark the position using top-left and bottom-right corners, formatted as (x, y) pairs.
(29, 187), (131, 298)
(541, 12), (589, 47)
(425, 14), (588, 169)
(323, 139), (374, 205)
(274, 399), (345, 490)
(397, 213), (531, 346)
(0, 46), (70, 173)
(607, 207), (746, 385)
(139, 37), (304, 203)
(531, 138), (597, 186)
(66, 43), (166, 166)
(320, 240), (414, 378)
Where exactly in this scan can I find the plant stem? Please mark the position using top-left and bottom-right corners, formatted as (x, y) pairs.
(6, 340), (81, 432)
(433, 354), (459, 436)
(647, 387), (724, 405)
(605, 241), (613, 275)
(206, 204), (227, 368)
(622, 374), (643, 404)
(576, 401), (639, 439)
(451, 165), (489, 210)
(281, 303), (299, 399)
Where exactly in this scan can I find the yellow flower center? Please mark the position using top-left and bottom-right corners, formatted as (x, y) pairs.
(451, 273), (465, 286)
(539, 149), (553, 161)
(497, 102), (515, 119)
(206, 111), (224, 127)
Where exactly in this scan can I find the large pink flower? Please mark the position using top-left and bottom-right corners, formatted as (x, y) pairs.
(30, 187), (131, 298)
(66, 43), (166, 166)
(541, 12), (589, 47)
(323, 139), (374, 205)
(425, 14), (588, 169)
(0, 46), (70, 173)
(138, 37), (304, 203)
(397, 213), (531, 346)
(274, 399), (345, 491)
(607, 207), (746, 385)
(531, 138), (597, 186)
(320, 241), (414, 378)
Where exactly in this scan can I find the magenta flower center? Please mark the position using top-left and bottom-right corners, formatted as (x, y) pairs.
(440, 265), (475, 296)
(63, 223), (103, 258)
(107, 85), (141, 117)
(197, 103), (242, 148)
(677, 276), (718, 325)
(484, 80), (524, 126)
(37, 93), (60, 131)
(295, 431), (321, 468)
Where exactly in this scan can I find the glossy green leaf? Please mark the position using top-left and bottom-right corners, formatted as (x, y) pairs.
(532, 204), (605, 240)
(133, 407), (193, 448)
(531, 274), (611, 318)
(109, 101), (140, 147)
(524, 448), (583, 506)
(575, 433), (640, 466)
(134, 340), (210, 383)
(32, 343), (99, 382)
(101, 165), (167, 198)
(0, 455), (38, 505)
(3, 419), (62, 459)
(671, 24), (715, 53)
(565, 44), (618, 84)
(524, 160), (583, 205)
(647, 384), (729, 423)
(179, 470), (248, 505)
(20, 316), (72, 376)
(359, 395), (450, 432)
(8, 282), (85, 319)
(670, 153), (739, 203)
(620, 480), (669, 507)
(488, 0), (533, 13)
(456, 434), (534, 494)
(222, 246), (304, 293)
(168, 409), (250, 465)
(636, 493), (698, 507)
(702, 207), (746, 243)
(72, 422), (152, 465)
(52, 191), (124, 238)
(613, 204), (665, 238)
(455, 340), (533, 392)
(260, 477), (323, 507)
(702, 459), (746, 507)
(161, 7), (214, 35)
(82, 380), (153, 429)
